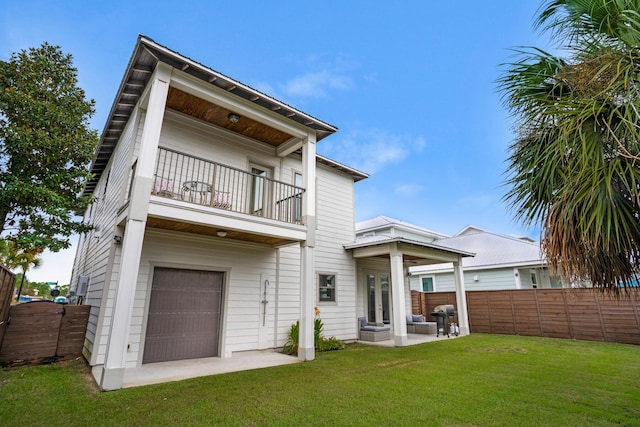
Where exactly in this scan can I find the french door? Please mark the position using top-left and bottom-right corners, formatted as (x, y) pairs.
(366, 272), (391, 325)
(251, 166), (267, 216)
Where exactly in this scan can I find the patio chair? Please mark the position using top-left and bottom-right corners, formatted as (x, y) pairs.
(358, 316), (390, 342)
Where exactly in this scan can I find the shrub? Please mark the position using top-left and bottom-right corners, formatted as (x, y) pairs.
(282, 308), (344, 355)
(282, 320), (299, 355)
(317, 336), (345, 352)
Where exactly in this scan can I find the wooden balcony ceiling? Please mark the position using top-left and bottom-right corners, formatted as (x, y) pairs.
(146, 216), (294, 246)
(166, 87), (293, 147)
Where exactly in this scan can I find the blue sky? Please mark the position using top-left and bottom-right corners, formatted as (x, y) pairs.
(2, 1), (551, 284)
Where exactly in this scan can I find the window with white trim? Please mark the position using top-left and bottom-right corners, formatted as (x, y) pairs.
(421, 276), (434, 292)
(319, 273), (336, 302)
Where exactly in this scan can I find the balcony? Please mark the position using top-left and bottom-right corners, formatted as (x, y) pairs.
(150, 147), (304, 226)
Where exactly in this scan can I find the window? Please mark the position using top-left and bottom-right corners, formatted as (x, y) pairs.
(319, 273), (336, 302)
(250, 163), (272, 216)
(530, 270), (538, 289)
(421, 277), (434, 292)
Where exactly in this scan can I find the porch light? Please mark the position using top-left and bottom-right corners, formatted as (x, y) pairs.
(228, 113), (240, 123)
(217, 230), (228, 238)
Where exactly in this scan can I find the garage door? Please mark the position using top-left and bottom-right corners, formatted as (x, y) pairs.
(143, 267), (223, 364)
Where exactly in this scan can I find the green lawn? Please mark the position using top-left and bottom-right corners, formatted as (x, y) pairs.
(1, 334), (638, 426)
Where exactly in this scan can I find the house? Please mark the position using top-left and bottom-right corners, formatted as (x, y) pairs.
(408, 226), (567, 292)
(71, 36), (473, 391)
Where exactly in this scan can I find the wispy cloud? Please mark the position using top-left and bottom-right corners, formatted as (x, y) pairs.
(395, 184), (423, 197)
(320, 129), (426, 175)
(253, 54), (355, 101)
(280, 70), (352, 98)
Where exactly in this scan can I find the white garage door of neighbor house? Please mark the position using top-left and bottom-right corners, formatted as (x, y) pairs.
(143, 267), (223, 364)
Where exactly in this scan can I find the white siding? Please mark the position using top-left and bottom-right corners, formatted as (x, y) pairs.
(70, 107), (143, 364)
(275, 244), (301, 346)
(272, 159), (360, 342)
(420, 268), (517, 292)
(313, 163), (358, 340)
(123, 230), (278, 366)
(411, 266), (558, 292)
(159, 113), (282, 180)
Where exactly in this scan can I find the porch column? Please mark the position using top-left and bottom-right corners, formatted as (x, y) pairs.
(453, 258), (470, 336)
(298, 132), (316, 361)
(390, 244), (408, 346)
(100, 63), (171, 391)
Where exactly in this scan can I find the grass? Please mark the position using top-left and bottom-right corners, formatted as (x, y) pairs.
(1, 334), (639, 426)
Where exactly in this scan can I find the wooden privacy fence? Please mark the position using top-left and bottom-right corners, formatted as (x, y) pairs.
(0, 265), (15, 348)
(412, 289), (461, 326)
(412, 288), (640, 345)
(0, 301), (90, 366)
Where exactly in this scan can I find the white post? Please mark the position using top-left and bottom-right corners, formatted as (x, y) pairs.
(298, 132), (316, 361)
(390, 243), (408, 346)
(100, 63), (171, 391)
(453, 259), (470, 336)
(299, 244), (315, 360)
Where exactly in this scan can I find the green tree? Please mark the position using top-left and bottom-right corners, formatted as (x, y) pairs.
(0, 43), (98, 252)
(499, 0), (640, 292)
(27, 281), (56, 298)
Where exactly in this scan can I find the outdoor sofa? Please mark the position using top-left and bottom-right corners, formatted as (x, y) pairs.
(406, 314), (437, 334)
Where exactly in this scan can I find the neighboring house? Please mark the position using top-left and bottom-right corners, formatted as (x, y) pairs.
(356, 216), (449, 243)
(407, 226), (566, 292)
(71, 36), (472, 391)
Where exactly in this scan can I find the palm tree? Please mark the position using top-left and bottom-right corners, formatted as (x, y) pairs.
(498, 0), (640, 292)
(0, 238), (42, 298)
(0, 238), (41, 271)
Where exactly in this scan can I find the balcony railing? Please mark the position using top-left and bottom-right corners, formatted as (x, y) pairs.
(151, 147), (305, 225)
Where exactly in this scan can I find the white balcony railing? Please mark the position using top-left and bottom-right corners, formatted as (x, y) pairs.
(151, 147), (304, 225)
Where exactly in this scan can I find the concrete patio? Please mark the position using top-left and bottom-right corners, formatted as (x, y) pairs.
(357, 332), (461, 347)
(92, 333), (460, 389)
(91, 350), (300, 389)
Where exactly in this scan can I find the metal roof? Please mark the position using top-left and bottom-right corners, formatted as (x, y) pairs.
(316, 154), (368, 182)
(416, 229), (545, 270)
(344, 235), (475, 258)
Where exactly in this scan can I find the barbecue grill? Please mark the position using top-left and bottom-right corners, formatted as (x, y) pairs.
(430, 304), (458, 337)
